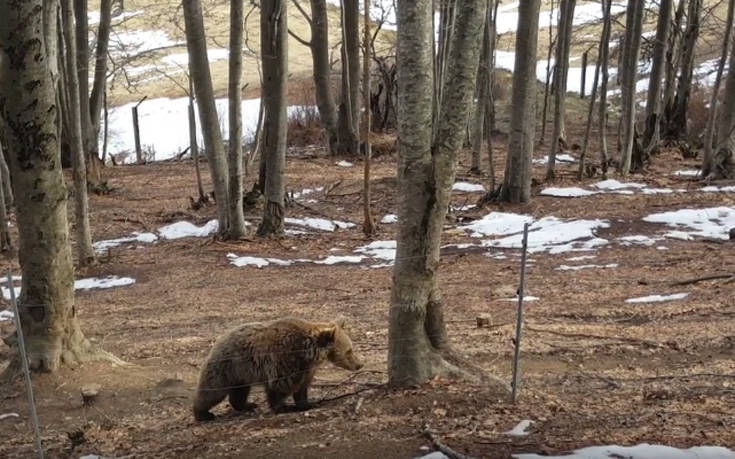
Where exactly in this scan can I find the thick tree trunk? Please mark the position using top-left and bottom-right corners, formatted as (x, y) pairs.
(643, 0), (673, 148)
(501, 0), (541, 203)
(598, 0), (612, 179)
(257, 0), (288, 236)
(362, 0), (375, 236)
(309, 0), (339, 154)
(227, 0), (247, 239)
(337, 0), (360, 155)
(61, 0), (96, 266)
(0, 0), (117, 372)
(547, 0), (576, 180)
(668, 0), (701, 138)
(389, 0), (487, 387)
(89, 0), (112, 149)
(183, 0), (230, 235)
(618, 0), (645, 175)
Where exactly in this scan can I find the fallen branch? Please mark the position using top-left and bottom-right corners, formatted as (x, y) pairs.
(669, 273), (735, 286)
(422, 423), (477, 459)
(317, 384), (384, 405)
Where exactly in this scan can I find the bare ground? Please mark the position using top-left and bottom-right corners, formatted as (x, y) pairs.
(0, 140), (733, 459)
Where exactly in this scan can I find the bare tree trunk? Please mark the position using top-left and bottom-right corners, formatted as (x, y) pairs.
(663, 0), (687, 120)
(501, 0), (541, 203)
(0, 140), (10, 252)
(578, 37), (602, 179)
(183, 0), (230, 235)
(188, 79), (206, 201)
(485, 0), (499, 191)
(389, 0), (487, 387)
(539, 0), (555, 145)
(362, 0), (375, 236)
(0, 144), (12, 208)
(0, 0), (118, 372)
(258, 0), (288, 236)
(546, 0), (576, 180)
(433, 0), (457, 135)
(227, 0), (246, 239)
(618, 0), (645, 175)
(308, 0), (339, 154)
(337, 0), (360, 155)
(668, 0), (701, 138)
(61, 0), (95, 266)
(643, 0), (673, 148)
(89, 0), (112, 150)
(470, 12), (491, 173)
(598, 0), (612, 179)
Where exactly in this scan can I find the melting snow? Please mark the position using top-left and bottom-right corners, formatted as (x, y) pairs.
(452, 182), (485, 193)
(641, 187), (675, 195)
(381, 214), (398, 224)
(566, 255), (596, 261)
(459, 212), (533, 238)
(0, 413), (19, 420)
(702, 185), (735, 193)
(0, 310), (14, 322)
(674, 169), (701, 177)
(158, 220), (219, 240)
(415, 453), (449, 459)
(532, 154), (576, 165)
(625, 293), (689, 303)
(292, 187), (324, 200)
(355, 240), (396, 263)
(336, 160), (353, 167)
(514, 444), (735, 459)
(617, 235), (660, 246)
(540, 187), (598, 198)
(556, 263), (617, 271)
(0, 287), (20, 301)
(74, 276), (136, 290)
(592, 179), (647, 190)
(93, 232), (158, 252)
(484, 217), (610, 254)
(643, 207), (735, 240)
(285, 217), (355, 232)
(313, 256), (365, 265)
(505, 420), (534, 436)
(226, 255), (297, 268)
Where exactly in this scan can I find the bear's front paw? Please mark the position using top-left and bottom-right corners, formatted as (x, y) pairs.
(194, 410), (216, 422)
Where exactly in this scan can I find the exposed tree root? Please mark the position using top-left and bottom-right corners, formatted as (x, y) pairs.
(422, 423), (477, 459)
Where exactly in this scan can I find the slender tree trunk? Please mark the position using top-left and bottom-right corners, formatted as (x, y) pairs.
(433, 0), (457, 135)
(0, 145), (12, 208)
(389, 0), (487, 387)
(470, 15), (491, 173)
(227, 0), (247, 239)
(362, 0), (375, 236)
(183, 0), (230, 235)
(643, 0), (673, 148)
(102, 87), (109, 164)
(89, 0), (112, 147)
(501, 0), (541, 203)
(618, 0), (645, 175)
(540, 0), (555, 145)
(61, 0), (95, 266)
(188, 79), (206, 201)
(0, 140), (10, 252)
(547, 0), (576, 180)
(578, 38), (602, 179)
(337, 0), (360, 155)
(598, 0), (612, 179)
(258, 0), (288, 236)
(668, 0), (701, 137)
(663, 0), (687, 120)
(309, 0), (339, 154)
(0, 0), (117, 372)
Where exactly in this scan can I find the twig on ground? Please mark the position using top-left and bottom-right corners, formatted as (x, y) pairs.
(669, 273), (735, 286)
(317, 384), (384, 405)
(422, 423), (477, 459)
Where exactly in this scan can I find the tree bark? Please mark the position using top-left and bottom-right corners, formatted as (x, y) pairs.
(618, 0), (645, 175)
(188, 78), (206, 201)
(0, 139), (10, 251)
(89, 0), (112, 148)
(308, 0), (339, 154)
(539, 0), (555, 145)
(578, 34), (603, 179)
(61, 0), (96, 266)
(643, 0), (673, 148)
(0, 143), (12, 208)
(257, 0), (288, 236)
(470, 13), (491, 173)
(0, 0), (116, 372)
(663, 0), (687, 120)
(182, 0), (230, 235)
(389, 0), (487, 387)
(598, 0), (612, 178)
(709, 0), (735, 179)
(227, 0), (247, 239)
(485, 0), (499, 191)
(546, 0), (576, 180)
(362, 0), (375, 236)
(501, 0), (541, 203)
(668, 0), (701, 138)
(337, 0), (360, 155)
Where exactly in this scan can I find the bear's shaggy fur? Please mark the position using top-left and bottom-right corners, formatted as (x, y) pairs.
(193, 318), (363, 421)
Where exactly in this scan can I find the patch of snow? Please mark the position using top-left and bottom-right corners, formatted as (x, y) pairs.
(336, 160), (353, 167)
(452, 204), (477, 212)
(556, 263), (618, 271)
(355, 240), (396, 263)
(452, 182), (485, 193)
(313, 256), (365, 265)
(592, 179), (647, 190)
(643, 207), (735, 240)
(484, 217), (610, 254)
(158, 220), (219, 240)
(625, 293), (689, 304)
(641, 187), (675, 195)
(162, 49), (228, 67)
(0, 310), (14, 322)
(459, 212), (534, 238)
(657, 246), (669, 251)
(0, 275), (21, 286)
(501, 296), (539, 302)
(1, 287), (21, 301)
(702, 185), (735, 193)
(674, 169), (701, 177)
(566, 255), (596, 261)
(227, 255), (294, 268)
(285, 217), (354, 232)
(513, 444), (735, 459)
(0, 413), (19, 420)
(292, 187), (324, 200)
(381, 214), (398, 224)
(415, 452), (449, 459)
(532, 154), (576, 165)
(74, 276), (136, 291)
(505, 419), (534, 436)
(617, 235), (659, 246)
(93, 232), (158, 252)
(109, 30), (176, 57)
(540, 187), (598, 198)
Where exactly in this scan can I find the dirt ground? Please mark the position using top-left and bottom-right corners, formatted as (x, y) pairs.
(0, 138), (734, 458)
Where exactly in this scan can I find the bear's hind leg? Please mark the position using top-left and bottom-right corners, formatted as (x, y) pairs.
(193, 389), (227, 422)
(266, 388), (290, 413)
(293, 384), (313, 411)
(229, 386), (257, 412)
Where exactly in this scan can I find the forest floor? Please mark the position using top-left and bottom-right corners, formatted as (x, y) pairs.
(0, 135), (734, 458)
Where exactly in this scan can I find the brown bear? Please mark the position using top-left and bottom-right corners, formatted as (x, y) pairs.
(193, 317), (363, 421)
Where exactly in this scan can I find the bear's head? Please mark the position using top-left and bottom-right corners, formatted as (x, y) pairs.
(319, 319), (363, 371)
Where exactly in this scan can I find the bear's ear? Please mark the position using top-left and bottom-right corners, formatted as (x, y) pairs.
(317, 326), (336, 347)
